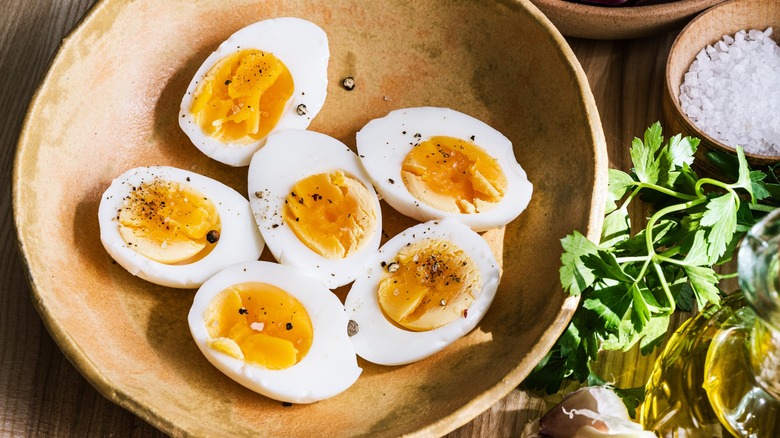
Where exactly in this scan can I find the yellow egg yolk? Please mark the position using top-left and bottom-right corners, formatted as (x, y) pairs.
(205, 282), (313, 370)
(117, 179), (220, 265)
(190, 49), (294, 143)
(377, 238), (480, 331)
(401, 136), (507, 214)
(284, 170), (377, 259)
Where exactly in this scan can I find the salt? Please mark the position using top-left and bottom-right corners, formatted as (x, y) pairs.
(679, 27), (780, 155)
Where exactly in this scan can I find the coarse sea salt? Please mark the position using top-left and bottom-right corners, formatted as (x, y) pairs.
(679, 28), (780, 156)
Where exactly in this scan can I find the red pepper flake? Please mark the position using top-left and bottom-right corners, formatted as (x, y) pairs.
(463, 309), (468, 318)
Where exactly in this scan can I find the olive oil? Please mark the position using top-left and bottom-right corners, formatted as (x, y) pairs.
(640, 210), (780, 437)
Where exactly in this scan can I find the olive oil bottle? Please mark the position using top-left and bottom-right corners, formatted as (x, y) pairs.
(640, 210), (780, 437)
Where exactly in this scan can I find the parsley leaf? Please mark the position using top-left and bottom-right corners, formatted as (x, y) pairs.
(523, 123), (775, 412)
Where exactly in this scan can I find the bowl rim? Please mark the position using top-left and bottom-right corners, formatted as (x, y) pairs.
(664, 0), (780, 162)
(11, 0), (609, 436)
(532, 0), (725, 21)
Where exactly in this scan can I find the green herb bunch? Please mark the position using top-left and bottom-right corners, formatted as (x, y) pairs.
(523, 123), (780, 404)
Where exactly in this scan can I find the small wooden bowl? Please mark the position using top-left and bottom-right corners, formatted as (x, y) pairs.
(664, 0), (780, 174)
(530, 0), (725, 40)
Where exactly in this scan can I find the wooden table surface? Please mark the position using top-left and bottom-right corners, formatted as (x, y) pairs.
(1, 1), (690, 436)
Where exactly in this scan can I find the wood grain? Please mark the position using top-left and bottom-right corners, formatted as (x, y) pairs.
(1, 1), (690, 436)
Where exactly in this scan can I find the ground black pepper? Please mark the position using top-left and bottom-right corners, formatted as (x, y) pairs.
(342, 76), (355, 90)
(347, 320), (359, 336)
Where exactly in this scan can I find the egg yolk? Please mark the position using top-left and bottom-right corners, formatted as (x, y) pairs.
(190, 49), (294, 143)
(284, 170), (377, 259)
(401, 136), (507, 214)
(205, 282), (314, 370)
(117, 179), (220, 265)
(377, 238), (480, 331)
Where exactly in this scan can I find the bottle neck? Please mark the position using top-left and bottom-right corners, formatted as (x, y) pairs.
(751, 319), (780, 400)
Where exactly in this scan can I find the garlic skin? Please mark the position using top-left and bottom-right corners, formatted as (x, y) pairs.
(537, 387), (656, 438)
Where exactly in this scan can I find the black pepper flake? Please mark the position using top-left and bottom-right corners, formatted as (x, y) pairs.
(342, 76), (355, 90)
(186, 177), (191, 182)
(282, 402), (293, 407)
(286, 322), (293, 330)
(225, 79), (232, 86)
(470, 135), (475, 141)
(296, 103), (308, 116)
(380, 261), (387, 268)
(388, 178), (395, 184)
(272, 224), (280, 228)
(206, 230), (220, 244)
(347, 320), (359, 336)
(238, 307), (248, 315)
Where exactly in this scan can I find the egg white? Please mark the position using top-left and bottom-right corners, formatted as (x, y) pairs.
(179, 17), (329, 167)
(248, 129), (382, 289)
(188, 261), (362, 403)
(98, 166), (264, 289)
(356, 107), (533, 231)
(344, 218), (500, 366)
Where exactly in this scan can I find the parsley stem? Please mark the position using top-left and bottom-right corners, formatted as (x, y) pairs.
(655, 254), (689, 266)
(696, 178), (739, 206)
(652, 261), (676, 313)
(615, 256), (651, 263)
(717, 272), (739, 280)
(750, 203), (777, 213)
(636, 182), (698, 202)
(644, 198), (707, 257)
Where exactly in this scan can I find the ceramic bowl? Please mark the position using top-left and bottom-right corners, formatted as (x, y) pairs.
(530, 0), (725, 40)
(664, 0), (780, 174)
(13, 0), (607, 436)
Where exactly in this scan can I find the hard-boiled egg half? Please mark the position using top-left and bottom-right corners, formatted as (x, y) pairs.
(188, 261), (361, 403)
(179, 17), (329, 167)
(98, 166), (264, 288)
(357, 107), (533, 232)
(248, 130), (382, 289)
(345, 218), (500, 366)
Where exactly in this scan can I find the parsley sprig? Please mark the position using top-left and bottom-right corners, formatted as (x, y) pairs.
(523, 123), (779, 402)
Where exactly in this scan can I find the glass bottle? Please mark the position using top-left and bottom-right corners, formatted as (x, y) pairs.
(640, 209), (780, 437)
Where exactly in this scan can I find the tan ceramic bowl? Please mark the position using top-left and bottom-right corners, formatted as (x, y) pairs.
(13, 0), (607, 436)
(664, 0), (780, 174)
(531, 0), (725, 40)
